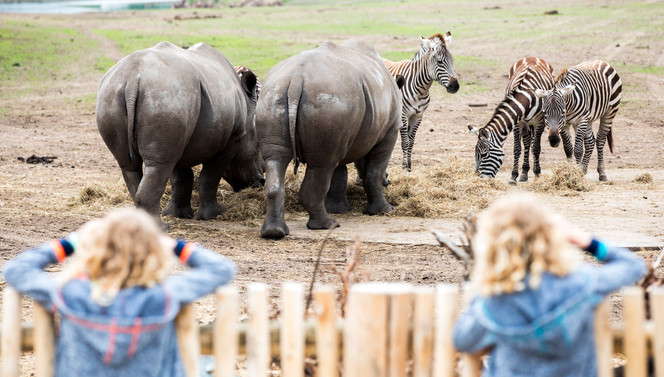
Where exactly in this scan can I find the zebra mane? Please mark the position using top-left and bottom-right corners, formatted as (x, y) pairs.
(555, 68), (568, 84)
(427, 33), (446, 46)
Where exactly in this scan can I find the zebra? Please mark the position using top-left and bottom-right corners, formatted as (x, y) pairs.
(468, 57), (555, 182)
(234, 65), (262, 97)
(535, 60), (622, 181)
(383, 32), (459, 171)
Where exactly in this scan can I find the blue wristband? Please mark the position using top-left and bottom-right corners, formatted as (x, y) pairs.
(585, 238), (607, 261)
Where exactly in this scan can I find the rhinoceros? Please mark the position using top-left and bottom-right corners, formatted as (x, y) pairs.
(256, 39), (404, 239)
(96, 41), (264, 226)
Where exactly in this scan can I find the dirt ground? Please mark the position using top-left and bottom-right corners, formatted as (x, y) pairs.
(1, 3), (663, 374)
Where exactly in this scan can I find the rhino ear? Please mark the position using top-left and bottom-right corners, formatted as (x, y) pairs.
(444, 30), (452, 47)
(534, 88), (550, 98)
(240, 70), (258, 99)
(467, 123), (479, 135)
(395, 74), (405, 90)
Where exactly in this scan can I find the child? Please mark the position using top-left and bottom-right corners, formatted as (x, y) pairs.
(453, 193), (646, 377)
(3, 207), (236, 377)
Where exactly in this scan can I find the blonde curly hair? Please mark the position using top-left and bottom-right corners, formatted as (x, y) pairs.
(61, 207), (175, 305)
(471, 192), (579, 296)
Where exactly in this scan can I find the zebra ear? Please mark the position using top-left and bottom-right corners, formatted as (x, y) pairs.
(534, 89), (550, 98)
(444, 31), (452, 47)
(559, 84), (576, 96)
(467, 124), (479, 136)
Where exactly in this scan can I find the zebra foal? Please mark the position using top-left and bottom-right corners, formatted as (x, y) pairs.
(469, 57), (555, 182)
(536, 60), (622, 181)
(383, 32), (459, 171)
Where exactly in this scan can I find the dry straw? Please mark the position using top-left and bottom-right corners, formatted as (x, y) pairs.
(527, 161), (592, 194)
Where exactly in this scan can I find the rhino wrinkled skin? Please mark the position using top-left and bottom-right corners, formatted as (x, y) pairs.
(96, 42), (264, 226)
(256, 39), (403, 239)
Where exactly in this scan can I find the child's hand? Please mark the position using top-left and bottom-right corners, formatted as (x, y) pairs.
(566, 225), (592, 249)
(159, 235), (177, 251)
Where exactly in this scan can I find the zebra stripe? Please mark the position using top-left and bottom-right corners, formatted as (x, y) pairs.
(536, 60), (622, 181)
(383, 32), (459, 171)
(470, 57), (555, 181)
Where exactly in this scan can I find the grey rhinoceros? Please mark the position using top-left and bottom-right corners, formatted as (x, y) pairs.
(96, 41), (264, 226)
(256, 39), (404, 239)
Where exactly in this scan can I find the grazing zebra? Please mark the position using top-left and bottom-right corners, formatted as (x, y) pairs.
(468, 57), (555, 182)
(234, 65), (262, 96)
(535, 60), (622, 181)
(384, 32), (459, 171)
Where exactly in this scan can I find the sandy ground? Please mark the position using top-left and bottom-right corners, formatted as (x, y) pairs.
(0, 2), (663, 375)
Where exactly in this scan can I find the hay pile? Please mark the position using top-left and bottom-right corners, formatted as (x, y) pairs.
(528, 161), (592, 193)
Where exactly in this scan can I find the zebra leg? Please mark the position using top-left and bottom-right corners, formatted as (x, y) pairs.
(532, 123), (545, 177)
(519, 124), (533, 182)
(573, 121), (588, 166)
(399, 115), (410, 170)
(405, 115), (423, 171)
(510, 124), (522, 183)
(596, 119), (612, 181)
(580, 123), (595, 175)
(560, 126), (574, 161)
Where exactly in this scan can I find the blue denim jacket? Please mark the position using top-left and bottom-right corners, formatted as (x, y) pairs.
(453, 241), (646, 377)
(3, 240), (236, 377)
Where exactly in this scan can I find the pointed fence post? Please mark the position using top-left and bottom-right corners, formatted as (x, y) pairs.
(623, 286), (646, 377)
(650, 287), (664, 377)
(34, 303), (56, 377)
(215, 286), (239, 377)
(594, 299), (613, 377)
(434, 284), (460, 377)
(281, 282), (304, 377)
(2, 286), (21, 377)
(247, 283), (270, 377)
(413, 286), (435, 377)
(387, 284), (412, 377)
(176, 304), (200, 377)
(313, 285), (338, 377)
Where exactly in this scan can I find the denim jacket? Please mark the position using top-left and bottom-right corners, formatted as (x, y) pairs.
(3, 239), (236, 377)
(453, 241), (646, 377)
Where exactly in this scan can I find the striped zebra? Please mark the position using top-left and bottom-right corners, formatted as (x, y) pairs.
(383, 32), (459, 171)
(468, 57), (555, 182)
(535, 60), (622, 181)
(234, 65), (262, 97)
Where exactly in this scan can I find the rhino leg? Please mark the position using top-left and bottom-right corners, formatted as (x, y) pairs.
(362, 129), (397, 215)
(196, 160), (225, 220)
(300, 166), (339, 230)
(325, 164), (351, 214)
(121, 167), (143, 203)
(134, 164), (174, 229)
(261, 158), (290, 239)
(163, 167), (195, 219)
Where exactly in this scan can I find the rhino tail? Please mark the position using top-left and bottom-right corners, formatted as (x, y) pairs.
(287, 76), (303, 175)
(125, 76), (140, 162)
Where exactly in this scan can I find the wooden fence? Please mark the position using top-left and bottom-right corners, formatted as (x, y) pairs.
(2, 282), (663, 377)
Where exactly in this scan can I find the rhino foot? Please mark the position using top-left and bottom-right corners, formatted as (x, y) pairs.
(325, 198), (351, 214)
(365, 201), (394, 216)
(306, 216), (339, 230)
(162, 201), (195, 219)
(195, 202), (225, 220)
(261, 221), (290, 239)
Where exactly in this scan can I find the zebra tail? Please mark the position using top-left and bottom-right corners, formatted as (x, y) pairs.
(287, 75), (303, 175)
(607, 128), (614, 154)
(125, 77), (139, 163)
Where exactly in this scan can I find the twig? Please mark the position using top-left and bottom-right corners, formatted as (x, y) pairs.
(305, 225), (338, 312)
(431, 229), (473, 266)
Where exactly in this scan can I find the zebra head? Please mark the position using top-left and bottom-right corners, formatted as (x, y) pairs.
(423, 31), (459, 94)
(468, 124), (504, 178)
(535, 85), (575, 148)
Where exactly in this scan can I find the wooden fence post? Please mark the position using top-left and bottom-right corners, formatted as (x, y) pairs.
(387, 284), (411, 377)
(34, 303), (55, 377)
(2, 286), (21, 377)
(460, 284), (482, 377)
(344, 282), (390, 377)
(413, 286), (435, 377)
(313, 285), (338, 377)
(434, 284), (460, 377)
(623, 286), (647, 377)
(215, 286), (239, 377)
(594, 299), (613, 377)
(650, 286), (664, 377)
(281, 282), (304, 377)
(247, 283), (269, 377)
(176, 304), (200, 377)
